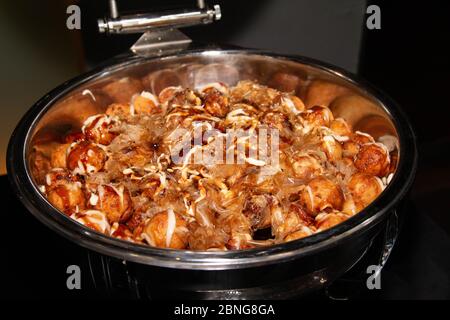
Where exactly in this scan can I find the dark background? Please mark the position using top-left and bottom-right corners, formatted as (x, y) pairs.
(1, 0), (449, 299)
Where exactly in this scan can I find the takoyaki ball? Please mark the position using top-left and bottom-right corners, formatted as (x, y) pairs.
(105, 103), (131, 118)
(261, 111), (290, 132)
(342, 131), (374, 158)
(67, 141), (107, 174)
(347, 173), (383, 210)
(82, 114), (117, 145)
(290, 154), (323, 180)
(321, 136), (343, 162)
(168, 88), (202, 109)
(46, 178), (85, 215)
(115, 144), (154, 168)
(202, 87), (230, 118)
(303, 79), (350, 108)
(342, 140), (360, 158)
(299, 177), (344, 216)
(301, 106), (334, 128)
(165, 105), (205, 131)
(316, 212), (348, 231)
(158, 86), (181, 104)
(230, 80), (280, 109)
(330, 118), (352, 137)
(141, 210), (188, 249)
(73, 210), (110, 234)
(94, 184), (133, 223)
(354, 143), (390, 176)
(284, 226), (314, 242)
(271, 204), (307, 240)
(102, 77), (143, 104)
(132, 92), (160, 115)
(50, 143), (71, 168)
(243, 194), (273, 230)
(353, 131), (375, 145)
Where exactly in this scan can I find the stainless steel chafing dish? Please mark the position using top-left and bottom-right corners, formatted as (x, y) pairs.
(7, 1), (417, 299)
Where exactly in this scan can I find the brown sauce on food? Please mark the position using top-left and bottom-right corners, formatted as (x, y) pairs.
(36, 80), (397, 250)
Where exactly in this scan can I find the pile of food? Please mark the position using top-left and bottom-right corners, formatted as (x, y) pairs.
(32, 80), (397, 250)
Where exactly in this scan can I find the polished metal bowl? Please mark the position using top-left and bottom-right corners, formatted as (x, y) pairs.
(7, 49), (417, 298)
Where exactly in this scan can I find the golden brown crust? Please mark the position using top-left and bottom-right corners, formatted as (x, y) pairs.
(347, 173), (383, 210)
(67, 141), (107, 174)
(141, 211), (188, 249)
(299, 177), (344, 216)
(35, 80), (396, 250)
(354, 143), (390, 176)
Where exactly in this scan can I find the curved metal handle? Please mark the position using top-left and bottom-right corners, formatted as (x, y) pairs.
(98, 1), (221, 34)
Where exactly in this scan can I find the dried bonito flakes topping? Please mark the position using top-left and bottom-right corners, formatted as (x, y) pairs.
(34, 80), (397, 250)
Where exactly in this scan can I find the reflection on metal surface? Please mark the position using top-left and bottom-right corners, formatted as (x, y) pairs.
(29, 51), (398, 147)
(98, 0), (221, 34)
(131, 29), (192, 57)
(8, 50), (417, 272)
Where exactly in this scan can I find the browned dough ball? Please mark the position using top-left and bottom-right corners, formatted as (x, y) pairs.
(342, 140), (360, 158)
(67, 141), (107, 174)
(354, 143), (390, 176)
(82, 114), (117, 145)
(299, 176), (344, 215)
(141, 210), (188, 249)
(94, 184), (133, 223)
(50, 143), (71, 168)
(132, 92), (160, 114)
(47, 185), (85, 215)
(301, 105), (334, 128)
(352, 131), (375, 145)
(202, 87), (230, 118)
(316, 212), (348, 230)
(330, 118), (352, 137)
(347, 172), (383, 209)
(168, 89), (202, 109)
(45, 169), (85, 215)
(158, 86), (181, 104)
(290, 154), (323, 180)
(321, 136), (343, 162)
(261, 111), (290, 132)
